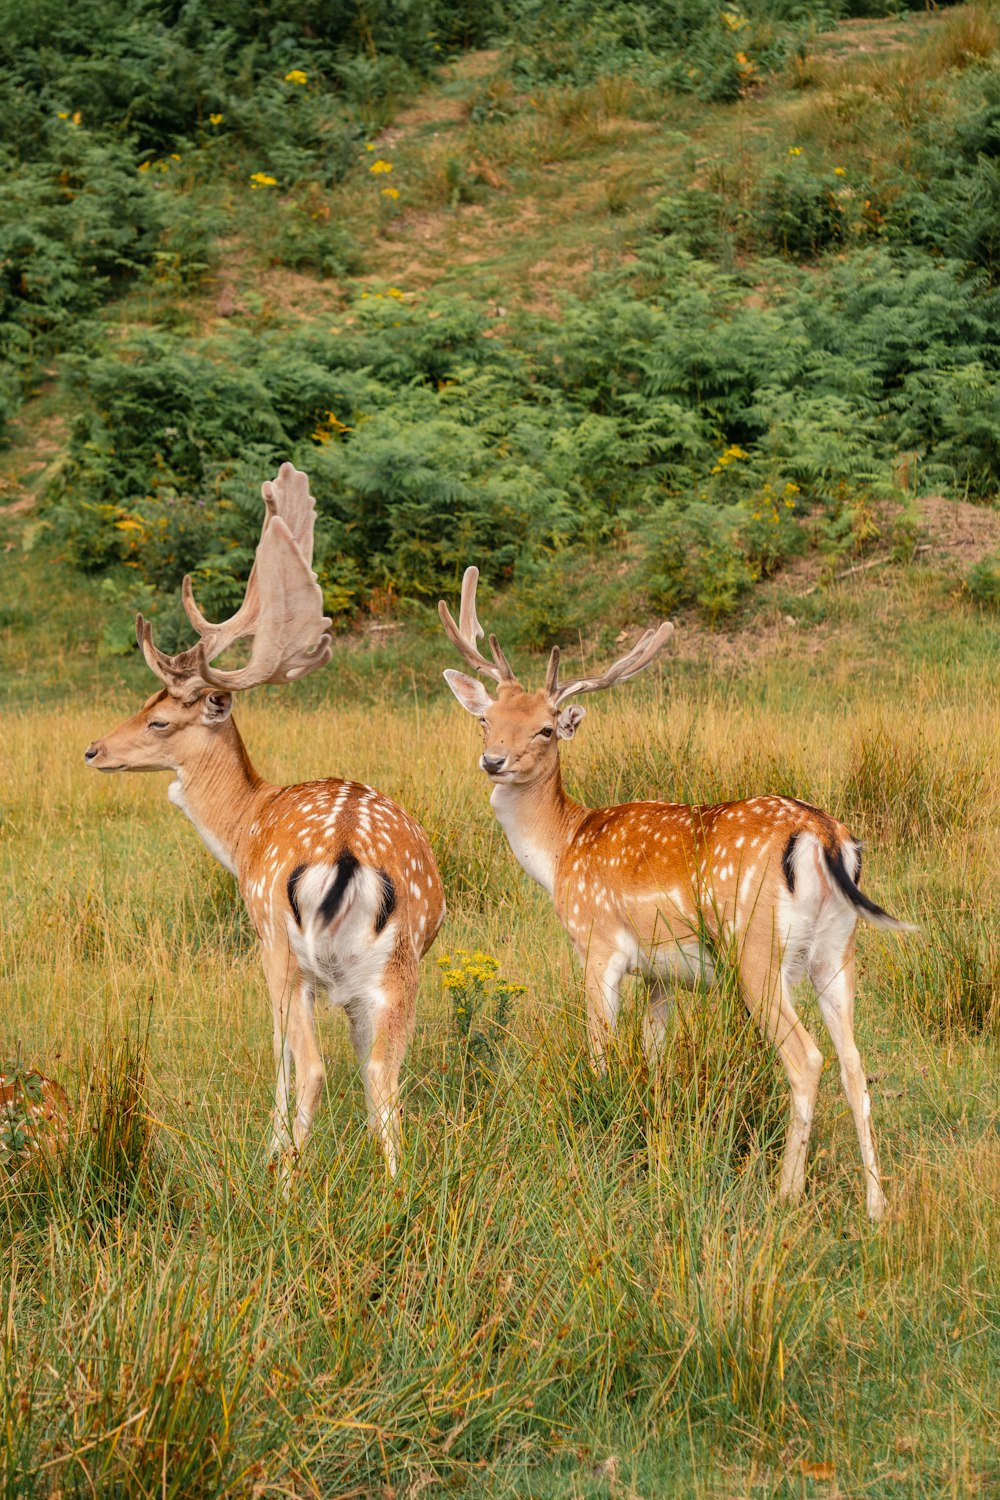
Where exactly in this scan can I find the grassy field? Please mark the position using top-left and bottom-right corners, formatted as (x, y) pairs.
(2, 4), (1000, 1496)
(2, 574), (998, 1497)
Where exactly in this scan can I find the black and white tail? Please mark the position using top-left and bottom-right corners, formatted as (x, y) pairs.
(824, 841), (918, 932)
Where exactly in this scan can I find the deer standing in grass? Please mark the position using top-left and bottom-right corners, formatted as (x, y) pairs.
(85, 464), (444, 1174)
(440, 568), (914, 1219)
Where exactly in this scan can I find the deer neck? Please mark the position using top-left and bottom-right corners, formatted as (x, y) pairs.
(167, 719), (269, 878)
(490, 759), (586, 896)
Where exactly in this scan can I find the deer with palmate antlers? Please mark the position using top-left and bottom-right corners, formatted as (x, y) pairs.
(85, 463), (444, 1174)
(440, 568), (914, 1220)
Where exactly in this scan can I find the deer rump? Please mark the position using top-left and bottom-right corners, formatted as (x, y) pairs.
(285, 856), (399, 1004)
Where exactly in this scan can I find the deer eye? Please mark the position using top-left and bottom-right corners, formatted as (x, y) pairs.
(537, 725), (554, 739)
(148, 719), (169, 731)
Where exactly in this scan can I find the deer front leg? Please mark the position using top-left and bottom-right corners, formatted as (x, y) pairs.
(582, 939), (629, 1072)
(641, 973), (674, 1066)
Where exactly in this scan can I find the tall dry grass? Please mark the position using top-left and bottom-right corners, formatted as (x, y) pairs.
(1, 678), (998, 1496)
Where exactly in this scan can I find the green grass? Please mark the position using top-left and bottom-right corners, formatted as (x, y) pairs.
(2, 651), (998, 1497)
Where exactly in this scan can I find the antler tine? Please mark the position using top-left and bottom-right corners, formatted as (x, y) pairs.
(488, 633), (515, 682)
(552, 621), (674, 706)
(544, 645), (561, 698)
(459, 565), (485, 648)
(437, 566), (516, 684)
(138, 464), (333, 699)
(135, 614), (209, 703)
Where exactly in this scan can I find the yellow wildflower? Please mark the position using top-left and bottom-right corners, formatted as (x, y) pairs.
(387, 287), (405, 298)
(209, 112), (223, 126)
(71, 110), (81, 125)
(57, 111), (69, 120)
(381, 186), (400, 200)
(834, 166), (846, 176)
(710, 443), (749, 475)
(788, 145), (803, 156)
(369, 159), (393, 174)
(312, 410), (351, 444)
(138, 160), (151, 172)
(250, 172), (278, 189)
(284, 69), (308, 85)
(366, 142), (376, 151)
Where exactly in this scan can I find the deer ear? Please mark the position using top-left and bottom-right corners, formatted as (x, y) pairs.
(443, 669), (494, 716)
(557, 704), (585, 739)
(201, 691), (233, 725)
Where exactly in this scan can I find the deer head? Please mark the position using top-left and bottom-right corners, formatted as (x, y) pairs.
(85, 463), (333, 773)
(439, 566), (673, 785)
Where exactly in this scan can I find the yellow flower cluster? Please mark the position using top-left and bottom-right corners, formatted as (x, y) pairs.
(750, 479), (799, 523)
(284, 69), (308, 85)
(710, 443), (749, 476)
(360, 287), (406, 301)
(209, 113), (224, 126)
(788, 145), (803, 157)
(250, 172), (278, 189)
(57, 111), (82, 125)
(369, 159), (393, 175)
(437, 949), (526, 995)
(381, 187), (400, 200)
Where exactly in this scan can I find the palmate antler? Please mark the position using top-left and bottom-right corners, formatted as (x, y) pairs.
(137, 463), (333, 702)
(546, 623), (674, 706)
(438, 564), (673, 702)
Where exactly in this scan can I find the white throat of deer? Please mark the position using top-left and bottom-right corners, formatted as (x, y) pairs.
(439, 566), (673, 893)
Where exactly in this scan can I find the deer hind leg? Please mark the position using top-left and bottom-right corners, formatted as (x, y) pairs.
(347, 951), (415, 1177)
(287, 978), (326, 1154)
(810, 939), (885, 1222)
(582, 938), (629, 1073)
(739, 943), (824, 1204)
(262, 941), (299, 1159)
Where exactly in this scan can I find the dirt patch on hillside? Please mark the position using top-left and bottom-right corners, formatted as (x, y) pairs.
(378, 49), (503, 139)
(916, 495), (1000, 569)
(0, 399), (65, 514)
(815, 13), (939, 61)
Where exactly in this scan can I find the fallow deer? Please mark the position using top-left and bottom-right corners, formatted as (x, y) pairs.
(85, 464), (444, 1174)
(440, 567), (914, 1219)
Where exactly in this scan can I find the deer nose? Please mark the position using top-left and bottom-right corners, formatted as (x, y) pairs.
(481, 753), (506, 776)
(84, 742), (101, 764)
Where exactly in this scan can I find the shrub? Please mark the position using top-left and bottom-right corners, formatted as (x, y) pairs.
(966, 553), (1000, 608)
(644, 499), (753, 622)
